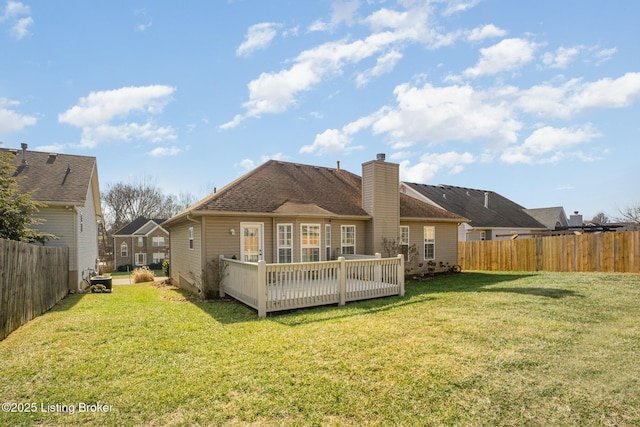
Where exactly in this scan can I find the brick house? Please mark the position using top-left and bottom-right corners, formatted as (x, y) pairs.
(113, 217), (169, 270)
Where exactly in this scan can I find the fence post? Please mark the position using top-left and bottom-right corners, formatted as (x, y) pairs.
(257, 260), (267, 318)
(397, 254), (405, 296)
(218, 255), (226, 298)
(374, 253), (382, 283)
(338, 257), (346, 306)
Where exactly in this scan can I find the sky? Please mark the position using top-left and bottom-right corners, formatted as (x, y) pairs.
(1, 0), (639, 221)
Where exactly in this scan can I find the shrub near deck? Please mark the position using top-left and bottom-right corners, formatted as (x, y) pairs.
(0, 272), (639, 426)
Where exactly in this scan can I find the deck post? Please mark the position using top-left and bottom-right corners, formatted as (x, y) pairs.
(338, 256), (346, 306)
(257, 260), (267, 318)
(397, 254), (405, 296)
(374, 253), (382, 283)
(219, 255), (226, 298)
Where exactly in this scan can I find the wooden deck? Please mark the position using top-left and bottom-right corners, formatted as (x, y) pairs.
(220, 255), (405, 317)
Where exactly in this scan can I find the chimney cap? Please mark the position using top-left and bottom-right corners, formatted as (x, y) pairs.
(376, 153), (386, 161)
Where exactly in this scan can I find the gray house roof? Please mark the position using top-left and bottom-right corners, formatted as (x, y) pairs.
(403, 183), (547, 229)
(166, 160), (466, 225)
(524, 207), (569, 230)
(1, 146), (101, 215)
(114, 217), (167, 236)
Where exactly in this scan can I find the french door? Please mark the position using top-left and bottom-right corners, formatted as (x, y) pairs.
(240, 222), (264, 262)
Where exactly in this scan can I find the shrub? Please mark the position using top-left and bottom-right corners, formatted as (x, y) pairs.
(117, 264), (134, 273)
(148, 262), (163, 271)
(162, 259), (170, 276)
(87, 284), (108, 293)
(133, 266), (156, 283)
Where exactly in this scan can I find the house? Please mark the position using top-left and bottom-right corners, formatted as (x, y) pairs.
(163, 155), (468, 297)
(1, 144), (102, 290)
(112, 216), (169, 271)
(524, 207), (569, 231)
(400, 183), (548, 241)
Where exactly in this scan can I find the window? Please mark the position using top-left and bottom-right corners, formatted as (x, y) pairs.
(424, 226), (435, 260)
(152, 236), (165, 247)
(120, 242), (128, 258)
(135, 253), (147, 266)
(152, 252), (166, 264)
(137, 236), (144, 247)
(277, 224), (293, 263)
(301, 224), (320, 262)
(325, 224), (332, 260)
(80, 213), (83, 233)
(480, 231), (486, 241)
(188, 227), (194, 250)
(341, 225), (356, 255)
(399, 226), (410, 260)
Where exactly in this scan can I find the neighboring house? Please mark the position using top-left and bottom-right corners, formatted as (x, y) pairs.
(163, 155), (468, 296)
(524, 207), (569, 231)
(401, 183), (548, 241)
(1, 144), (102, 290)
(113, 216), (169, 270)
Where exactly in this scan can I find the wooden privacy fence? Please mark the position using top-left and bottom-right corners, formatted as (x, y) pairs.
(0, 238), (69, 340)
(458, 231), (640, 273)
(220, 254), (405, 317)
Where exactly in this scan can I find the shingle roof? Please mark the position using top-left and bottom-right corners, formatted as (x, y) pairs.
(114, 216), (167, 236)
(2, 148), (97, 206)
(524, 207), (568, 229)
(173, 160), (465, 222)
(404, 183), (547, 229)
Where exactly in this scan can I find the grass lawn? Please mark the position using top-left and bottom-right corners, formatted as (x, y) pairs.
(1, 272), (639, 426)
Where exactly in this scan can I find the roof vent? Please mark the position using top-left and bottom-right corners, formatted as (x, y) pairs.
(376, 153), (386, 161)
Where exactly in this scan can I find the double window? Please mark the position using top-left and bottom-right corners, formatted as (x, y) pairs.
(301, 224), (320, 262)
(277, 224), (293, 263)
(424, 226), (435, 260)
(152, 236), (165, 247)
(341, 225), (356, 255)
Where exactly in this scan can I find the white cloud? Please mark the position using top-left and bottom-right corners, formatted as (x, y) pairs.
(149, 146), (181, 157)
(371, 82), (521, 146)
(309, 0), (360, 32)
(518, 73), (640, 119)
(236, 22), (281, 57)
(501, 124), (600, 164)
(442, 0), (480, 16)
(355, 50), (403, 87)
(58, 85), (177, 148)
(467, 24), (506, 42)
(464, 38), (538, 78)
(1, 1), (33, 39)
(221, 2), (452, 129)
(542, 46), (581, 69)
(0, 97), (37, 133)
(300, 128), (364, 155)
(59, 85), (174, 127)
(237, 153), (288, 171)
(136, 21), (152, 32)
(400, 151), (476, 183)
(594, 47), (617, 65)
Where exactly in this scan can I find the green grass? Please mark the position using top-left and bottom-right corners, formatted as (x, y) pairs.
(107, 270), (164, 278)
(1, 272), (639, 426)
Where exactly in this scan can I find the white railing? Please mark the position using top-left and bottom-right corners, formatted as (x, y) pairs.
(220, 254), (404, 317)
(219, 257), (260, 310)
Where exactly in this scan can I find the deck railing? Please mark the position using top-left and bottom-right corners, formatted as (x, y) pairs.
(220, 254), (404, 317)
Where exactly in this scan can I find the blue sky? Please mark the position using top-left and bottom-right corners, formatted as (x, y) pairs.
(1, 0), (639, 221)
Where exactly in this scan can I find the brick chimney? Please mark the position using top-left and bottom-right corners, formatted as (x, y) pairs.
(362, 154), (399, 255)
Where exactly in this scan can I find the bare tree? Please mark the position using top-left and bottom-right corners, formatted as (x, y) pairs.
(591, 212), (609, 224)
(616, 203), (640, 226)
(102, 176), (201, 232)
